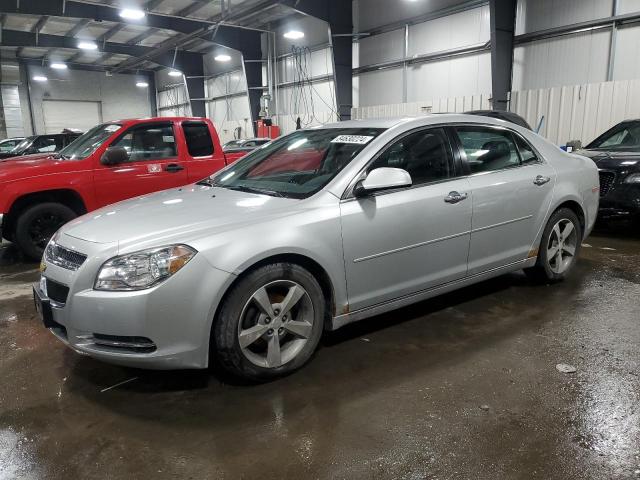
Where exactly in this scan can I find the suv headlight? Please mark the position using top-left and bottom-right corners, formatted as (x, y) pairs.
(624, 173), (640, 184)
(95, 245), (196, 291)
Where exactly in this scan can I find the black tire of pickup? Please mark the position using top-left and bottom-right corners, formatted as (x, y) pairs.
(14, 202), (77, 261)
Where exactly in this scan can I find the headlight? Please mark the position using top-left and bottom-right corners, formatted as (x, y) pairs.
(95, 245), (196, 291)
(624, 173), (640, 184)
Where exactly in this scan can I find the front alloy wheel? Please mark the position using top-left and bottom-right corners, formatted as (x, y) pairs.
(213, 263), (325, 381)
(238, 280), (315, 369)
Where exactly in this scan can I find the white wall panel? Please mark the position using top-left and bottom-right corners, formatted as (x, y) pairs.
(407, 52), (491, 102)
(276, 80), (336, 116)
(351, 93), (491, 120)
(1, 85), (25, 138)
(512, 30), (610, 91)
(612, 24), (640, 81)
(515, 0), (613, 35)
(359, 29), (405, 66)
(408, 5), (490, 56)
(510, 79), (640, 145)
(617, 0), (640, 14)
(358, 69), (404, 107)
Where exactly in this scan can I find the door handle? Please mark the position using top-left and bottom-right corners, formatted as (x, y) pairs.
(444, 191), (468, 204)
(533, 175), (550, 186)
(165, 163), (184, 173)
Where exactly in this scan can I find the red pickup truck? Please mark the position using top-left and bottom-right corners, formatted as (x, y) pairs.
(0, 117), (246, 259)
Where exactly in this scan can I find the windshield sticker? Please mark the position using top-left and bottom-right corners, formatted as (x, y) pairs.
(331, 135), (374, 145)
(105, 125), (121, 132)
(163, 135), (175, 143)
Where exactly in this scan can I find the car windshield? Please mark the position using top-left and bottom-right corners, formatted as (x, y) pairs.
(587, 122), (640, 151)
(56, 123), (123, 159)
(9, 137), (33, 154)
(207, 128), (385, 199)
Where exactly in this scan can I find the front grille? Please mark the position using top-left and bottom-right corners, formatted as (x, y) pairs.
(46, 278), (69, 305)
(598, 171), (616, 197)
(45, 242), (87, 271)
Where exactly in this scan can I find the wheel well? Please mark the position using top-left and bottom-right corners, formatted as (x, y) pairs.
(213, 253), (337, 330)
(4, 190), (87, 240)
(555, 200), (586, 234)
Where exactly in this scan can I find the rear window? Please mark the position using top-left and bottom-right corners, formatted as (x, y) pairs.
(183, 121), (214, 157)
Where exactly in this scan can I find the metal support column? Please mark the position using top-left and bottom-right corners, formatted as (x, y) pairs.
(489, 0), (517, 111)
(607, 0), (619, 81)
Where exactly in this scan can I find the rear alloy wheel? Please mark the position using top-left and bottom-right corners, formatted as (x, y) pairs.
(525, 207), (582, 283)
(14, 202), (77, 261)
(213, 263), (325, 381)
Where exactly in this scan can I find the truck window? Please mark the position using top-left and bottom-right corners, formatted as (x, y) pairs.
(112, 123), (177, 161)
(183, 121), (214, 157)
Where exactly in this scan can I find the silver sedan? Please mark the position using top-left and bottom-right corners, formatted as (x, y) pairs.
(35, 114), (600, 380)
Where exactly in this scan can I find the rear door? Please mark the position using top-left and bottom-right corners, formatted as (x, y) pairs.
(180, 120), (226, 181)
(453, 125), (556, 274)
(93, 122), (189, 207)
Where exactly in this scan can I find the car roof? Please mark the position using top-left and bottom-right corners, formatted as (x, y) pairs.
(112, 116), (210, 124)
(322, 113), (529, 130)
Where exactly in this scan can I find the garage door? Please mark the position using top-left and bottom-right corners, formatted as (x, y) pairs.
(42, 100), (102, 134)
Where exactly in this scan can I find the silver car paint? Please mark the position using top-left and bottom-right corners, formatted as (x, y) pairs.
(43, 114), (599, 369)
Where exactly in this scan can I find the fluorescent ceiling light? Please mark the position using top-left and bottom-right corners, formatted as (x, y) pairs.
(33, 75), (48, 82)
(214, 54), (231, 62)
(136, 81), (149, 87)
(283, 30), (304, 40)
(50, 62), (67, 70)
(168, 70), (182, 77)
(78, 41), (98, 50)
(119, 8), (146, 20)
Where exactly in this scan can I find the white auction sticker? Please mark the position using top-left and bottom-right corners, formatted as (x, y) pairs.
(331, 135), (374, 145)
(105, 124), (122, 132)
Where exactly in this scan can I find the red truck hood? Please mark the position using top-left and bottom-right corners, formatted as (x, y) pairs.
(0, 153), (74, 183)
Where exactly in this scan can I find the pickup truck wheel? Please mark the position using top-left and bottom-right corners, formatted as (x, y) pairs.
(15, 202), (77, 260)
(525, 208), (582, 283)
(213, 262), (325, 382)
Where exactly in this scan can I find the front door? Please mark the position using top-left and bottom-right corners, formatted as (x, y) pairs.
(453, 125), (556, 275)
(93, 122), (189, 208)
(340, 127), (472, 312)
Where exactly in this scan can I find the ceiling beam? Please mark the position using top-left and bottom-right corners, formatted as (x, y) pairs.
(144, 0), (165, 11)
(92, 52), (116, 64)
(98, 23), (125, 42)
(176, 1), (206, 18)
(31, 15), (50, 33)
(66, 18), (91, 37)
(127, 27), (161, 45)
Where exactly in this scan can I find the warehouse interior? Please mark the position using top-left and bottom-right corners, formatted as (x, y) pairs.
(1, 0), (639, 478)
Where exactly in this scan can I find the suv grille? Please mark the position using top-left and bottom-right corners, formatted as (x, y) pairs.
(46, 278), (69, 305)
(45, 242), (87, 271)
(598, 171), (615, 197)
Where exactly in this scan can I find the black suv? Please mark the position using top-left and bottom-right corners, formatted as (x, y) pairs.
(579, 120), (640, 220)
(0, 130), (82, 160)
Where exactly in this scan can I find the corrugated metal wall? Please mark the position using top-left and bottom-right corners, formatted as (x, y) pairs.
(1, 85), (25, 138)
(352, 93), (491, 119)
(510, 79), (640, 145)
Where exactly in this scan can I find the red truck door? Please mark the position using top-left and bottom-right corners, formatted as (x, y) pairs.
(93, 121), (189, 208)
(179, 120), (227, 181)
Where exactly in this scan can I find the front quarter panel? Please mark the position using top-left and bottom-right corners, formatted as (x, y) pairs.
(190, 191), (348, 318)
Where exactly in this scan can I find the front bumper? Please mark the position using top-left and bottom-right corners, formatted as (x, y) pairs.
(38, 235), (235, 370)
(598, 183), (640, 219)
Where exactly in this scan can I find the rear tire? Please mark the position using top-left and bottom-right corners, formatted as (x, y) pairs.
(525, 207), (582, 283)
(14, 202), (77, 261)
(213, 262), (325, 382)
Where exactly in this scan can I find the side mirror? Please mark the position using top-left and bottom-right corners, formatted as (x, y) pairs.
(101, 146), (129, 165)
(354, 167), (412, 197)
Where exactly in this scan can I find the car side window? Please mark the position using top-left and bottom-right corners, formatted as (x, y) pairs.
(183, 121), (214, 157)
(112, 123), (177, 162)
(33, 136), (59, 153)
(455, 127), (520, 173)
(369, 128), (453, 186)
(514, 134), (538, 164)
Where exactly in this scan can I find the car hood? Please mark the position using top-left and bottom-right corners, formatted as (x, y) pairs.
(578, 149), (640, 170)
(0, 153), (65, 182)
(60, 184), (301, 248)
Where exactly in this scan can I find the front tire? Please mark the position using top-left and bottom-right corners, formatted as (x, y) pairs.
(14, 202), (77, 261)
(525, 207), (582, 283)
(213, 262), (325, 381)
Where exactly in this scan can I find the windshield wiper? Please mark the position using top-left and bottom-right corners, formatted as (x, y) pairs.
(196, 177), (215, 186)
(53, 153), (70, 160)
(223, 185), (285, 197)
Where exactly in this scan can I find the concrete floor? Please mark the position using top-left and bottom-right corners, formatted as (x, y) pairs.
(1, 226), (639, 480)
